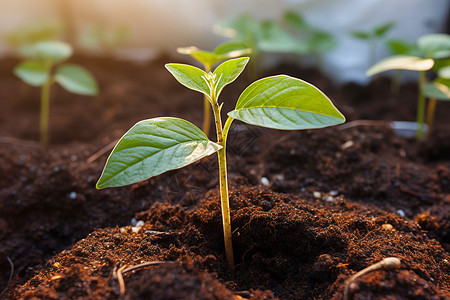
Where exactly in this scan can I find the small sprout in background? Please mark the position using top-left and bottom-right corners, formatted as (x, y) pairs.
(343, 257), (401, 300)
(177, 40), (251, 136)
(14, 41), (99, 147)
(96, 57), (345, 270)
(351, 21), (395, 67)
(367, 33), (450, 141)
(78, 24), (129, 56)
(283, 11), (336, 68)
(6, 20), (64, 58)
(214, 14), (306, 79)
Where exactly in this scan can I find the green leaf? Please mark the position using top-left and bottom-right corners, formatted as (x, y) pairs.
(418, 34), (450, 59)
(55, 64), (99, 95)
(422, 78), (450, 100)
(96, 117), (221, 189)
(366, 55), (434, 76)
(386, 39), (418, 55)
(437, 65), (450, 79)
(228, 75), (345, 130)
(283, 11), (308, 30)
(13, 60), (50, 86)
(165, 63), (210, 97)
(177, 46), (218, 69)
(28, 40), (73, 63)
(374, 22), (394, 37)
(214, 14), (260, 41)
(213, 40), (251, 57)
(351, 31), (370, 40)
(258, 21), (309, 54)
(213, 57), (249, 98)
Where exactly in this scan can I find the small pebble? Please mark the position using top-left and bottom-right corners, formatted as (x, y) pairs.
(135, 220), (145, 227)
(313, 191), (321, 199)
(397, 209), (405, 217)
(261, 177), (270, 186)
(68, 192), (77, 199)
(341, 140), (354, 150)
(326, 196), (335, 202)
(53, 166), (60, 172)
(131, 226), (141, 233)
(131, 218), (137, 226)
(382, 223), (393, 230)
(329, 190), (338, 196)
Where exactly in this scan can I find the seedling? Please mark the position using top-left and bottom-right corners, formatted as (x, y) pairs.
(14, 41), (99, 147)
(96, 57), (345, 270)
(367, 33), (450, 140)
(214, 14), (307, 78)
(177, 40), (251, 136)
(283, 11), (336, 68)
(343, 257), (401, 300)
(78, 24), (129, 56)
(351, 22), (395, 66)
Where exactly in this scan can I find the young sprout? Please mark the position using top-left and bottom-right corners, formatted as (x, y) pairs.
(214, 14), (306, 78)
(177, 40), (251, 136)
(14, 41), (99, 147)
(367, 33), (450, 140)
(343, 257), (401, 300)
(96, 57), (345, 270)
(351, 22), (395, 67)
(283, 11), (336, 68)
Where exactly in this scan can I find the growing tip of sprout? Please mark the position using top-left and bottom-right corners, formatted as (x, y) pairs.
(381, 257), (401, 270)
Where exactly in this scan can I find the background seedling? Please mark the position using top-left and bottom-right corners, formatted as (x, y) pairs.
(177, 40), (251, 136)
(78, 24), (129, 56)
(367, 33), (450, 140)
(14, 40), (99, 147)
(96, 57), (345, 270)
(214, 14), (308, 78)
(283, 11), (336, 68)
(351, 22), (395, 67)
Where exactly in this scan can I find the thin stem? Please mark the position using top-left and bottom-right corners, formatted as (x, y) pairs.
(426, 98), (437, 135)
(211, 91), (234, 271)
(40, 78), (53, 148)
(202, 64), (212, 136)
(416, 71), (426, 141)
(369, 37), (377, 67)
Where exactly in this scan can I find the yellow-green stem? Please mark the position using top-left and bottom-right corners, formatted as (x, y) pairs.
(426, 98), (437, 135)
(416, 71), (426, 141)
(40, 78), (52, 147)
(202, 64), (212, 137)
(211, 96), (234, 270)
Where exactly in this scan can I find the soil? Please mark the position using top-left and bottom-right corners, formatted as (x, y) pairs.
(0, 54), (449, 299)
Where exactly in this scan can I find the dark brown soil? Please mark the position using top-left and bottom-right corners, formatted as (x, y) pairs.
(0, 55), (449, 299)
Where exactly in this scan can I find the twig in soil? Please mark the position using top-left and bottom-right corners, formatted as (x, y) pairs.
(0, 136), (41, 148)
(86, 139), (118, 164)
(337, 120), (390, 131)
(116, 261), (174, 296)
(0, 256), (14, 299)
(343, 257), (401, 300)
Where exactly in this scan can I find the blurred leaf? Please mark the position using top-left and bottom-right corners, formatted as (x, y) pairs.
(351, 31), (371, 40)
(422, 78), (450, 100)
(367, 55), (434, 76)
(418, 34), (450, 59)
(283, 11), (308, 30)
(258, 21), (309, 54)
(13, 60), (50, 86)
(55, 64), (99, 96)
(228, 75), (345, 129)
(96, 117), (221, 188)
(374, 22), (395, 37)
(214, 40), (251, 57)
(386, 39), (418, 55)
(28, 41), (73, 63)
(165, 63), (210, 96)
(438, 65), (450, 78)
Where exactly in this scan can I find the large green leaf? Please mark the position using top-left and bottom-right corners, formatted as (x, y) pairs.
(213, 57), (249, 98)
(422, 78), (450, 100)
(418, 33), (450, 59)
(13, 60), (50, 86)
(28, 40), (73, 63)
(96, 117), (221, 189)
(366, 55), (434, 76)
(228, 75), (345, 130)
(165, 63), (210, 96)
(55, 64), (99, 95)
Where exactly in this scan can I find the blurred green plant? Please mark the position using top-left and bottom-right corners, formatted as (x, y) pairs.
(367, 33), (450, 140)
(351, 22), (395, 66)
(283, 11), (336, 68)
(177, 40), (251, 136)
(96, 57), (345, 270)
(78, 24), (129, 56)
(14, 41), (99, 147)
(6, 20), (64, 57)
